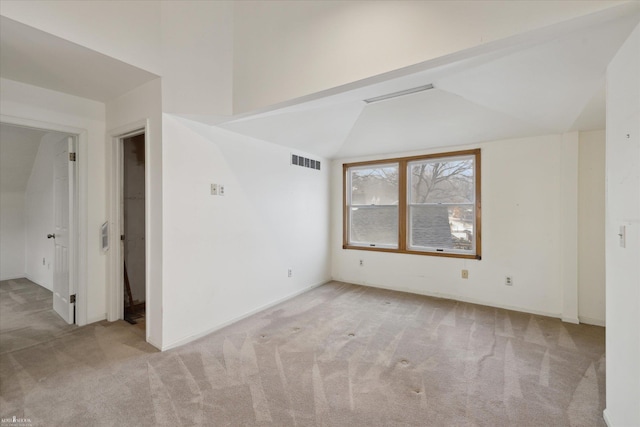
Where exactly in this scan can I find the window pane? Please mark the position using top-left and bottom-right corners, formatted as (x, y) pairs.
(410, 158), (474, 204)
(350, 164), (398, 205)
(410, 205), (474, 251)
(350, 207), (398, 246)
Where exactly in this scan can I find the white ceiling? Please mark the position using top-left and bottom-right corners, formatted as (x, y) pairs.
(218, 3), (639, 159)
(0, 16), (159, 103)
(0, 3), (637, 161)
(0, 124), (48, 193)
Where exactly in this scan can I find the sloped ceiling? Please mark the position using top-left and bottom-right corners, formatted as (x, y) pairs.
(0, 16), (158, 103)
(0, 3), (636, 160)
(219, 3), (639, 159)
(0, 124), (47, 193)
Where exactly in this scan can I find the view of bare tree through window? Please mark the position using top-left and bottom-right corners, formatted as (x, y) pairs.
(349, 164), (398, 246)
(409, 157), (474, 250)
(344, 149), (479, 257)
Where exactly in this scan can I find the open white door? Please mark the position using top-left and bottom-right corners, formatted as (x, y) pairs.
(51, 136), (75, 324)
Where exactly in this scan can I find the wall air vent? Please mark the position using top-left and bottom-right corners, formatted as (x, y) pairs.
(363, 84), (434, 104)
(291, 154), (321, 171)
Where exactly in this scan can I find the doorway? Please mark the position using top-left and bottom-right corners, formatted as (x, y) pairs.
(106, 121), (150, 343)
(121, 132), (146, 328)
(0, 122), (80, 325)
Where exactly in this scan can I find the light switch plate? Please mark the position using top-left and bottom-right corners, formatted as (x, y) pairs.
(211, 183), (218, 195)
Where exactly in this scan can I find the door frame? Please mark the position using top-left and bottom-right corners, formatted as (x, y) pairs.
(1, 114), (86, 325)
(106, 120), (149, 334)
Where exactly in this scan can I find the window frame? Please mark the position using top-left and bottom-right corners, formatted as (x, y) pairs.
(346, 162), (400, 250)
(343, 149), (481, 260)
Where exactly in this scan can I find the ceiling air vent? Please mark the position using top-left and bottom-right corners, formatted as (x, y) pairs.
(291, 154), (321, 171)
(363, 84), (434, 104)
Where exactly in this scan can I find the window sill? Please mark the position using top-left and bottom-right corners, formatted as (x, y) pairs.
(343, 244), (481, 260)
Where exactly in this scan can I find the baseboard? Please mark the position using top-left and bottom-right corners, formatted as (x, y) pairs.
(146, 335), (162, 351)
(0, 274), (25, 281)
(579, 316), (605, 327)
(603, 409), (612, 427)
(87, 314), (107, 325)
(162, 280), (329, 351)
(340, 279), (564, 320)
(562, 316), (580, 324)
(24, 274), (52, 291)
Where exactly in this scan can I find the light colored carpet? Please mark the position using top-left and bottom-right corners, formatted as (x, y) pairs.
(0, 278), (78, 355)
(1, 280), (605, 426)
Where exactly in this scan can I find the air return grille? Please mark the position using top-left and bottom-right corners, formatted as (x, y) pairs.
(291, 154), (321, 171)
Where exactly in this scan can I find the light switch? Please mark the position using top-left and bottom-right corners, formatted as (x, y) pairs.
(211, 183), (218, 195)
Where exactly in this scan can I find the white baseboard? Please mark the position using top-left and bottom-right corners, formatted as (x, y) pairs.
(562, 316), (580, 324)
(146, 335), (162, 351)
(0, 274), (25, 281)
(24, 274), (52, 291)
(602, 409), (612, 427)
(162, 280), (329, 351)
(87, 314), (107, 325)
(344, 279), (564, 320)
(579, 316), (606, 327)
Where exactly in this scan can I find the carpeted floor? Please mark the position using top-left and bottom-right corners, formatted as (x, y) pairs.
(0, 278), (78, 355)
(0, 279), (605, 426)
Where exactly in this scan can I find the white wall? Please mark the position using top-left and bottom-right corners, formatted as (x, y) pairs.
(332, 133), (583, 320)
(24, 134), (58, 290)
(161, 115), (331, 349)
(160, 1), (233, 116)
(604, 23), (640, 427)
(578, 130), (605, 326)
(0, 192), (25, 280)
(106, 78), (163, 349)
(233, 1), (624, 113)
(0, 78), (106, 325)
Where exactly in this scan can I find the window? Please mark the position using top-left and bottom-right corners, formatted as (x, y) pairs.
(346, 163), (399, 248)
(343, 149), (481, 259)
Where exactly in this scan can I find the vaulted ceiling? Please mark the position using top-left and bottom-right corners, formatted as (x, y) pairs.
(0, 16), (158, 103)
(218, 3), (639, 159)
(1, 3), (638, 160)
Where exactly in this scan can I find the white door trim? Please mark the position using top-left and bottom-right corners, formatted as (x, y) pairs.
(0, 114), (87, 326)
(106, 120), (149, 334)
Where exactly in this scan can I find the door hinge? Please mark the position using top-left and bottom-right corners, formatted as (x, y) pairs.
(70, 294), (76, 304)
(121, 234), (125, 241)
(69, 152), (76, 162)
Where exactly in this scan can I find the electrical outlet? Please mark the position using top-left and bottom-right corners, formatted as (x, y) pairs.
(505, 276), (513, 286)
(288, 269), (293, 278)
(219, 185), (225, 196)
(210, 183), (218, 195)
(359, 260), (363, 266)
(461, 269), (469, 279)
